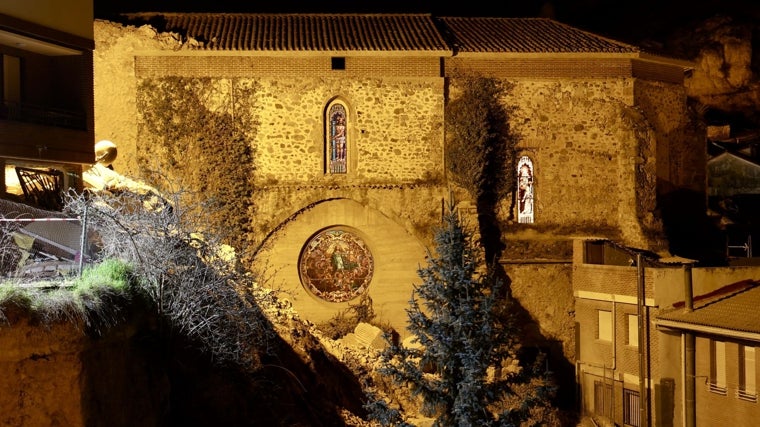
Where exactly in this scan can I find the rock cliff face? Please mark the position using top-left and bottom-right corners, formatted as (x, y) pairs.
(674, 16), (760, 123)
(0, 298), (370, 427)
(0, 305), (168, 427)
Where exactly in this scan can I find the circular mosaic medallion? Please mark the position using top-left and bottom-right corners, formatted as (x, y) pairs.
(299, 229), (374, 303)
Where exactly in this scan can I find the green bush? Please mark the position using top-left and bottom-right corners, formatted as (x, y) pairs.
(0, 259), (136, 333)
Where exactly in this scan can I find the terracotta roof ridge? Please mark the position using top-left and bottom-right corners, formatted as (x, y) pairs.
(671, 279), (758, 309)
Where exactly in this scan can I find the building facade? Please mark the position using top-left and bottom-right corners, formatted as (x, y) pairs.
(575, 238), (760, 426)
(92, 13), (702, 407)
(0, 1), (95, 205)
(657, 280), (760, 427)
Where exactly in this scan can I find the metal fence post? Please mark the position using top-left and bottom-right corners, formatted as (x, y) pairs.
(78, 203), (88, 277)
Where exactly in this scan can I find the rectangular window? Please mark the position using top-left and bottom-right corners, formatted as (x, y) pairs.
(594, 380), (613, 419)
(623, 389), (640, 427)
(331, 57), (345, 70)
(740, 345), (757, 401)
(710, 340), (727, 394)
(627, 314), (638, 347)
(585, 241), (605, 264)
(598, 310), (612, 342)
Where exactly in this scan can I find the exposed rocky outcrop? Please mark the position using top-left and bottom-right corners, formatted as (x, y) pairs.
(0, 290), (374, 427)
(667, 15), (760, 125)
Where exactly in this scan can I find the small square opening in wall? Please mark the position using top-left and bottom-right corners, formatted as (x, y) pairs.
(331, 57), (345, 70)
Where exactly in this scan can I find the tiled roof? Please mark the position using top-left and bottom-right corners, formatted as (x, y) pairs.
(438, 17), (639, 54)
(121, 13), (450, 52)
(657, 280), (760, 336)
(118, 13), (643, 55)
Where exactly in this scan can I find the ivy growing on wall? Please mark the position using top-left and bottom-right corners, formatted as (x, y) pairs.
(445, 74), (518, 204)
(136, 77), (259, 259)
(445, 73), (519, 262)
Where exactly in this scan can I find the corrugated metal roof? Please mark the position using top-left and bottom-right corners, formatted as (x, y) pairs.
(658, 280), (760, 336)
(121, 13), (450, 52)
(438, 17), (639, 54)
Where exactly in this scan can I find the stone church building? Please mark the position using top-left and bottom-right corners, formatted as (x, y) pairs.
(93, 13), (702, 405)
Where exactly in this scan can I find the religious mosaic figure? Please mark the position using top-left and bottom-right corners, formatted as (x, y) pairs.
(329, 104), (347, 173)
(517, 156), (534, 223)
(299, 229), (374, 302)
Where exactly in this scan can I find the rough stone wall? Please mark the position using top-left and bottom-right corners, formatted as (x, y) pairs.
(635, 79), (705, 194)
(93, 21), (703, 402)
(245, 77), (444, 183)
(501, 262), (576, 404)
(491, 76), (697, 405)
(94, 20), (446, 245)
(94, 21), (185, 178)
(93, 20), (447, 337)
(130, 71), (446, 266)
(128, 73), (444, 186)
(252, 184), (444, 251)
(502, 78), (658, 247)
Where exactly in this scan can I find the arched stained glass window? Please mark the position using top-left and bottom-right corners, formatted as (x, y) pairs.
(327, 103), (347, 174)
(517, 156), (534, 224)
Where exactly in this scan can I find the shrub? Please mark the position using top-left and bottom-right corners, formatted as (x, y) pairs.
(64, 187), (272, 368)
(0, 259), (135, 334)
(445, 74), (517, 204)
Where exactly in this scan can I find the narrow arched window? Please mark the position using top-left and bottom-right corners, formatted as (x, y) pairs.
(517, 156), (534, 223)
(326, 102), (347, 174)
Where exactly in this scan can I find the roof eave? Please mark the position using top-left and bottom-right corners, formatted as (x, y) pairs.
(637, 51), (695, 70)
(135, 49), (452, 57)
(450, 51), (640, 59)
(656, 318), (760, 342)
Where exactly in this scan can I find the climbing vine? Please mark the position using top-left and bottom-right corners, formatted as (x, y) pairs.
(136, 77), (260, 260)
(445, 74), (518, 204)
(445, 73), (520, 262)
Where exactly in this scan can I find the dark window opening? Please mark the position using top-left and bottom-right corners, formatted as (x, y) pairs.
(331, 57), (345, 70)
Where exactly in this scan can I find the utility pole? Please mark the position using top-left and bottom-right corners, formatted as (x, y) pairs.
(637, 253), (649, 427)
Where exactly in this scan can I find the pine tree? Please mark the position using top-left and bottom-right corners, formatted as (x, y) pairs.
(370, 201), (558, 426)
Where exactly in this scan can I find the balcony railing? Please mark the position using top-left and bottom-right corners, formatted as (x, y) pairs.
(0, 101), (85, 130)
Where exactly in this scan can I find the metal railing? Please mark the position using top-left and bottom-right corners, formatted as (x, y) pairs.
(1, 204), (89, 277)
(0, 100), (86, 130)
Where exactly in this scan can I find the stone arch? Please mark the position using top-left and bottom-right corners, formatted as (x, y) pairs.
(253, 198), (427, 338)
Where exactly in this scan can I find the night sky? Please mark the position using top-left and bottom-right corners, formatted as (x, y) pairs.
(94, 0), (760, 45)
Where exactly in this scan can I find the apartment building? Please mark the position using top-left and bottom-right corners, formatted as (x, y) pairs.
(574, 238), (760, 426)
(0, 1), (94, 209)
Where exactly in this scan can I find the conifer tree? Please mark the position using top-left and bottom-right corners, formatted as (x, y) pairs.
(370, 200), (557, 426)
